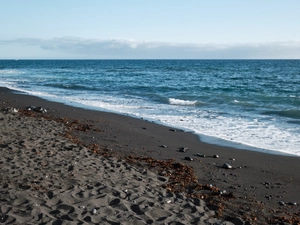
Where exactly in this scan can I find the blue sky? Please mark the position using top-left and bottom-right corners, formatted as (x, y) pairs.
(1, 0), (300, 59)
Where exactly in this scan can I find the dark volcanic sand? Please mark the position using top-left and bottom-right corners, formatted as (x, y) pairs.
(1, 87), (299, 224)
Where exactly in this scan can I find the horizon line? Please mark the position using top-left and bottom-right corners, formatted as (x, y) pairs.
(1, 58), (299, 61)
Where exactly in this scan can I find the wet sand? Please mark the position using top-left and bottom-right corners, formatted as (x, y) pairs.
(0, 87), (299, 224)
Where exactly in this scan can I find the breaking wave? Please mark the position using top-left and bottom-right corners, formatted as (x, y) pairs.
(169, 98), (197, 106)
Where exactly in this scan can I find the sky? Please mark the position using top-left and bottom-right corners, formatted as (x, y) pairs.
(0, 0), (300, 59)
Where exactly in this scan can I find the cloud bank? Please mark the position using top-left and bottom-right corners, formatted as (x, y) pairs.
(1, 37), (300, 59)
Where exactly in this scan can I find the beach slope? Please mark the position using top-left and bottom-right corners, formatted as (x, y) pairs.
(0, 87), (299, 224)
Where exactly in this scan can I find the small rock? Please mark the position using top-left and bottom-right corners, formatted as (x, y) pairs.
(222, 163), (232, 169)
(27, 105), (36, 111)
(213, 154), (219, 158)
(288, 202), (297, 206)
(197, 153), (206, 157)
(166, 200), (172, 204)
(179, 147), (188, 152)
(278, 201), (286, 206)
(161, 145), (167, 148)
(27, 106), (47, 113)
(265, 195), (272, 200)
(92, 209), (97, 214)
(220, 190), (226, 195)
(184, 157), (193, 161)
(169, 129), (177, 132)
(3, 107), (18, 113)
(37, 107), (47, 113)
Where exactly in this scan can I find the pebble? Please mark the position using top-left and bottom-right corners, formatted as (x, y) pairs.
(184, 157), (193, 161)
(279, 201), (286, 206)
(220, 190), (227, 195)
(222, 163), (232, 169)
(27, 106), (47, 113)
(213, 154), (219, 158)
(179, 147), (188, 152)
(288, 202), (297, 206)
(2, 107), (18, 113)
(92, 209), (97, 214)
(197, 153), (206, 157)
(27, 106), (35, 111)
(161, 145), (167, 148)
(265, 195), (272, 200)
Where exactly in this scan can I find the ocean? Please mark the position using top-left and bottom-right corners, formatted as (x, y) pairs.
(0, 60), (299, 156)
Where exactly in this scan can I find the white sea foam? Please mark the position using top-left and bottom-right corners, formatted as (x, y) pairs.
(67, 95), (151, 114)
(169, 98), (197, 106)
(146, 111), (300, 156)
(0, 81), (14, 86)
(0, 69), (24, 75)
(66, 95), (300, 156)
(2, 85), (60, 100)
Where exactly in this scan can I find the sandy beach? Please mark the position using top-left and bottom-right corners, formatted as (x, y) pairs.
(0, 87), (299, 225)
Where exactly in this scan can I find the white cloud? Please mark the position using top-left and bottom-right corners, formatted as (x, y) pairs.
(0, 37), (300, 59)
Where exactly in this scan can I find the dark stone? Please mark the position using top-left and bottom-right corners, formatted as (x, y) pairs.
(179, 146), (188, 152)
(222, 163), (232, 169)
(197, 153), (206, 157)
(184, 156), (193, 161)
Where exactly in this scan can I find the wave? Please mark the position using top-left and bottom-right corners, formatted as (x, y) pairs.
(262, 109), (300, 119)
(0, 69), (24, 75)
(43, 83), (98, 91)
(169, 98), (197, 106)
(287, 120), (300, 125)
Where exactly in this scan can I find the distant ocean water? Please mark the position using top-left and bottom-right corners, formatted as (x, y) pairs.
(0, 60), (299, 156)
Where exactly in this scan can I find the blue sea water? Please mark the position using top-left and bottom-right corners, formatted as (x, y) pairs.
(0, 60), (300, 156)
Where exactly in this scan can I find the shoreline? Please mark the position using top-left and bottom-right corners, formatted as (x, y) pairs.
(5, 86), (298, 158)
(1, 86), (300, 224)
